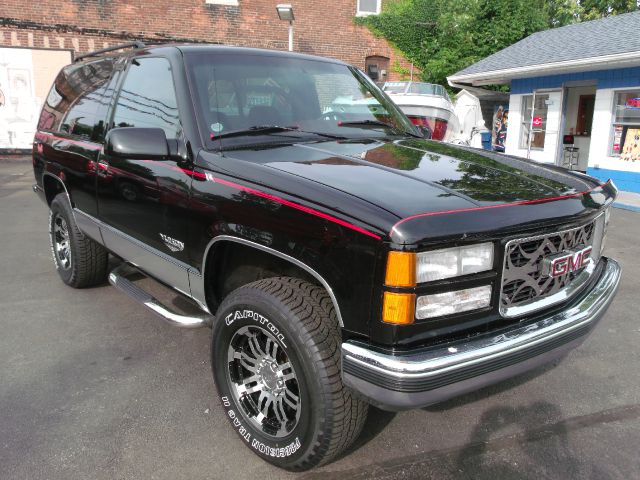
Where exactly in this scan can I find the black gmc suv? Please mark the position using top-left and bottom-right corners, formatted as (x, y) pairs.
(32, 43), (621, 470)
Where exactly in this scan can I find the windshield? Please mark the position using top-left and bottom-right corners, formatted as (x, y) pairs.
(184, 52), (419, 149)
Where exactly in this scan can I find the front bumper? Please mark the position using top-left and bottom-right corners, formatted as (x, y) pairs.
(342, 257), (621, 410)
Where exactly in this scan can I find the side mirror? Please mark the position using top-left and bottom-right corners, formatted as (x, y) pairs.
(106, 127), (169, 158)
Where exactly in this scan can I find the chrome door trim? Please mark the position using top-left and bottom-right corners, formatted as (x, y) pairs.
(195, 235), (344, 327)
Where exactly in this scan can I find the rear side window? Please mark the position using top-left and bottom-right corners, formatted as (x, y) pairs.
(111, 57), (181, 138)
(38, 58), (115, 141)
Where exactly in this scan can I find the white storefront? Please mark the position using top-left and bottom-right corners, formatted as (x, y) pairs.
(504, 80), (640, 180)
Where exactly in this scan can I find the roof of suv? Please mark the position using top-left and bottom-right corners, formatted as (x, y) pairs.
(76, 43), (349, 67)
(177, 44), (349, 65)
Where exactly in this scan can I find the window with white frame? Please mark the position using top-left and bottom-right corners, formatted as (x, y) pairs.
(611, 90), (640, 160)
(205, 0), (239, 6)
(357, 0), (381, 16)
(520, 94), (549, 150)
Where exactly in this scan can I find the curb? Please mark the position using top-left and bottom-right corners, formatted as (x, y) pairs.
(613, 202), (640, 213)
(0, 156), (32, 163)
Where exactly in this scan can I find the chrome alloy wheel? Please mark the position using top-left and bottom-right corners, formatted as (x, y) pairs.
(53, 214), (71, 270)
(227, 325), (301, 438)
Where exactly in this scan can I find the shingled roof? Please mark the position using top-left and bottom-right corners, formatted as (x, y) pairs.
(448, 10), (640, 86)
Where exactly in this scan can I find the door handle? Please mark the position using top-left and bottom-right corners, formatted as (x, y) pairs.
(97, 160), (109, 175)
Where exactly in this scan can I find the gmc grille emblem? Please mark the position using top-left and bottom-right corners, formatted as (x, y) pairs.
(541, 245), (593, 278)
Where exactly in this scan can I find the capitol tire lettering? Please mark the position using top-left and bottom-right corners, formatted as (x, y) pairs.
(224, 309), (287, 348)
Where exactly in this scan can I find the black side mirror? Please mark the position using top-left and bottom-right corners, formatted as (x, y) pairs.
(106, 127), (169, 158)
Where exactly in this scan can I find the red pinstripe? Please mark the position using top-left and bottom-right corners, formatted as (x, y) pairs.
(390, 180), (612, 236)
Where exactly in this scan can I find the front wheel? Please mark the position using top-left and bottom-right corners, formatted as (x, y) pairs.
(211, 277), (368, 471)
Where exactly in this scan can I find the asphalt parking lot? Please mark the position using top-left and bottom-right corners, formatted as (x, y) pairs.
(1, 159), (639, 480)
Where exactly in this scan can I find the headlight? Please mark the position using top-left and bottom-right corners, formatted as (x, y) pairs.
(416, 285), (492, 319)
(416, 243), (494, 283)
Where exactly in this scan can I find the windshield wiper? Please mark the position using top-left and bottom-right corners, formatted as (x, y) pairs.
(337, 120), (397, 129)
(211, 125), (347, 141)
(299, 130), (347, 140)
(403, 129), (424, 139)
(210, 125), (298, 140)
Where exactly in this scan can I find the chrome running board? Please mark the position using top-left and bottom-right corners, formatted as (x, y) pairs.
(108, 263), (212, 328)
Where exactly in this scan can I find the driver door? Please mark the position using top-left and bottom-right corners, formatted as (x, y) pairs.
(97, 56), (193, 294)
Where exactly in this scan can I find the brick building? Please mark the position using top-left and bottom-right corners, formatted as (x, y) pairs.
(0, 0), (410, 149)
(0, 0), (409, 71)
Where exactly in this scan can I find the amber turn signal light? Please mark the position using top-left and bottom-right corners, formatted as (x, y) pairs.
(382, 292), (416, 325)
(385, 251), (416, 287)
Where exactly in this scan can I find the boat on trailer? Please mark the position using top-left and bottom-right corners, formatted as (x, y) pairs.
(382, 81), (460, 142)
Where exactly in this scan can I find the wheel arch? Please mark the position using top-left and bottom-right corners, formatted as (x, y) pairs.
(200, 236), (344, 328)
(42, 172), (71, 206)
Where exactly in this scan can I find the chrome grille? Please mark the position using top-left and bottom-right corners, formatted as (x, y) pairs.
(500, 217), (604, 317)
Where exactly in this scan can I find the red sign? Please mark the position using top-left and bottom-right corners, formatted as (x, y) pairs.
(625, 98), (640, 109)
(532, 116), (543, 127)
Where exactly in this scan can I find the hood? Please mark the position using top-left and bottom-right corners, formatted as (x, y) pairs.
(220, 139), (615, 245)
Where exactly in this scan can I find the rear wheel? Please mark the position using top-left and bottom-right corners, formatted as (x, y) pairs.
(211, 277), (368, 470)
(49, 193), (109, 288)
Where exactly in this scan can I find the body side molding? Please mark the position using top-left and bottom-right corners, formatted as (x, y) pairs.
(72, 208), (195, 301)
(193, 235), (345, 327)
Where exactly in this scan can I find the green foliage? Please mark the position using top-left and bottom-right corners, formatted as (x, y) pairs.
(580, 0), (640, 19)
(545, 0), (581, 27)
(545, 0), (639, 25)
(356, 0), (639, 87)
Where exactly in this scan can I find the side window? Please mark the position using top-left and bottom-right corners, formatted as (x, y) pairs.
(112, 57), (181, 138)
(39, 58), (114, 139)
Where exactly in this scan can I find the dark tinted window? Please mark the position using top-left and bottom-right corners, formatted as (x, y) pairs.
(112, 57), (181, 138)
(39, 58), (115, 140)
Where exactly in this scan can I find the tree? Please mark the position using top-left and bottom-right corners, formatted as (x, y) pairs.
(546, 0), (639, 25)
(356, 0), (639, 87)
(579, 0), (639, 19)
(357, 0), (549, 86)
(469, 0), (549, 60)
(545, 0), (581, 27)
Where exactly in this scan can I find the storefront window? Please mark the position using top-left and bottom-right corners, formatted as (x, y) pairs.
(520, 94), (549, 150)
(611, 90), (640, 161)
